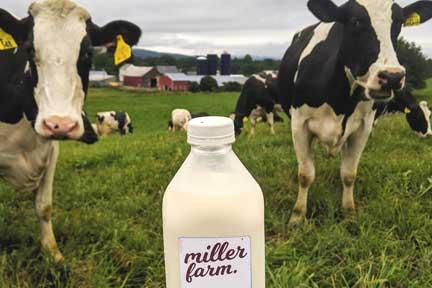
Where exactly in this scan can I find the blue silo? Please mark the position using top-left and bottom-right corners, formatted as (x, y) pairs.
(197, 56), (208, 76)
(221, 52), (231, 76)
(207, 54), (219, 76)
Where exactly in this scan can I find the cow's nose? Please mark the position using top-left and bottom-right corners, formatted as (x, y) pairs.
(43, 116), (79, 139)
(378, 70), (406, 91)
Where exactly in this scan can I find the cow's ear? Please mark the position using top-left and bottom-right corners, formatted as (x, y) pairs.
(0, 9), (30, 43)
(307, 0), (344, 23)
(87, 20), (141, 46)
(87, 20), (141, 65)
(403, 1), (432, 27)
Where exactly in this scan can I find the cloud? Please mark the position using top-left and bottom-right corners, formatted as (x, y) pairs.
(2, 0), (432, 58)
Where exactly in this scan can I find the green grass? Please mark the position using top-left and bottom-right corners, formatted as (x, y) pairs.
(0, 87), (431, 287)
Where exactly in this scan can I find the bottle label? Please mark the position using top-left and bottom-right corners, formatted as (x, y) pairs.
(179, 236), (252, 288)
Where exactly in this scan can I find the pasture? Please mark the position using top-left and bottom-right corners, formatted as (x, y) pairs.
(0, 86), (431, 287)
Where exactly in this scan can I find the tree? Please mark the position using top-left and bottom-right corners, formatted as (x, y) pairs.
(200, 76), (218, 92)
(397, 38), (432, 91)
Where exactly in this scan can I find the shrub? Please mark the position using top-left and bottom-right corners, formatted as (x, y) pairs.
(188, 81), (200, 93)
(200, 76), (218, 92)
(223, 82), (243, 92)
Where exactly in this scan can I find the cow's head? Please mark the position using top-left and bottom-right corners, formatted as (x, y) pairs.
(406, 101), (432, 137)
(307, 0), (432, 101)
(0, 0), (141, 140)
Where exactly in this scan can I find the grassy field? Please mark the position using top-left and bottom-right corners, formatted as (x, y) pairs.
(0, 87), (431, 287)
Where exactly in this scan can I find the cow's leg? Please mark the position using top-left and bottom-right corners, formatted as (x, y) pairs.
(289, 121), (315, 227)
(249, 114), (257, 136)
(34, 143), (63, 262)
(266, 111), (275, 135)
(340, 120), (373, 212)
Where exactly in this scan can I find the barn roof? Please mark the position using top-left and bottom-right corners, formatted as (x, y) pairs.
(89, 70), (115, 82)
(165, 73), (202, 82)
(120, 64), (156, 77)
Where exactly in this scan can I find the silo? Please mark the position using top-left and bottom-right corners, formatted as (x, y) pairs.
(207, 54), (219, 76)
(197, 56), (208, 76)
(221, 52), (231, 76)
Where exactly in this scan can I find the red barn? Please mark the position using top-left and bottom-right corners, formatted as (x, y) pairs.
(119, 65), (161, 88)
(159, 73), (203, 91)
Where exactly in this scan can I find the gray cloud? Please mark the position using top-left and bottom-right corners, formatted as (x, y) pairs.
(2, 0), (432, 58)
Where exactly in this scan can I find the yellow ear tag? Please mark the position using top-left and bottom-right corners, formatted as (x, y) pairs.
(404, 12), (421, 27)
(114, 35), (132, 66)
(243, 117), (249, 123)
(0, 28), (18, 51)
(404, 107), (412, 114)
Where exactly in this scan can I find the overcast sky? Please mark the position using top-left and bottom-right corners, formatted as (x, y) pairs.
(3, 0), (432, 58)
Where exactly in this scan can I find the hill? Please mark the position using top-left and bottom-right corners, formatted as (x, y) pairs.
(132, 48), (191, 60)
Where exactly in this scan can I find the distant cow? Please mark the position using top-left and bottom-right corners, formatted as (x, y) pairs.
(375, 91), (432, 137)
(92, 111), (133, 137)
(0, 0), (141, 261)
(168, 109), (192, 132)
(233, 71), (281, 135)
(278, 0), (432, 226)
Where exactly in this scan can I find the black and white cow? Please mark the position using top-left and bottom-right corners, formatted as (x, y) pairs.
(0, 0), (141, 261)
(278, 0), (432, 226)
(375, 91), (432, 137)
(233, 71), (282, 135)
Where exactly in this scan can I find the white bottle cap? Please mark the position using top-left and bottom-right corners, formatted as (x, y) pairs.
(187, 116), (236, 146)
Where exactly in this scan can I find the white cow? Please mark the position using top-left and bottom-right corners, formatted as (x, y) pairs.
(169, 109), (192, 132)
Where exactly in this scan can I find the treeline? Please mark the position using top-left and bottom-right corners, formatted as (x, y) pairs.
(397, 38), (432, 91)
(93, 38), (432, 91)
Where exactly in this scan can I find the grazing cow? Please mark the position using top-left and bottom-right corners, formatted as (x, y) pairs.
(233, 71), (281, 135)
(168, 109), (192, 132)
(278, 0), (432, 226)
(93, 111), (133, 137)
(0, 0), (141, 261)
(375, 91), (432, 137)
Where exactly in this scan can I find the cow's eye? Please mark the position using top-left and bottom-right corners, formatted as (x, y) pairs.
(352, 19), (363, 28)
(349, 17), (366, 30)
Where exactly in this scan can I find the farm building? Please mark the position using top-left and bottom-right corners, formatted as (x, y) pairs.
(89, 70), (116, 86)
(159, 73), (202, 91)
(158, 73), (248, 91)
(119, 64), (162, 88)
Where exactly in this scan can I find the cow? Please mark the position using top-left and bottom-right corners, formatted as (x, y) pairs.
(93, 111), (133, 137)
(375, 91), (432, 137)
(278, 0), (432, 226)
(232, 71), (282, 135)
(0, 0), (141, 261)
(168, 109), (192, 132)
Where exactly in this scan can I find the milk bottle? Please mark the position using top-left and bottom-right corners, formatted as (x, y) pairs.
(163, 116), (265, 288)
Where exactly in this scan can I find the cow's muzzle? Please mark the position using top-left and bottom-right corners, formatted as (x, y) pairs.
(42, 116), (81, 140)
(378, 71), (406, 91)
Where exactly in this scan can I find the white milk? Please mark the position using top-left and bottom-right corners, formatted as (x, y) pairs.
(163, 117), (265, 288)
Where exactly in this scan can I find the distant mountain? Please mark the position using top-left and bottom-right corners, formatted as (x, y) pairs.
(132, 48), (281, 61)
(132, 48), (192, 60)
